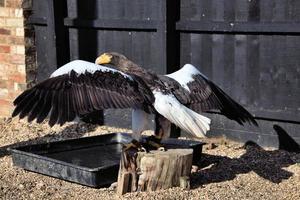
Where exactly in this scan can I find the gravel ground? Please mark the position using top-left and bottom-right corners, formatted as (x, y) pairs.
(0, 117), (299, 200)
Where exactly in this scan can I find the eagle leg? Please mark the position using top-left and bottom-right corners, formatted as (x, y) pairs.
(144, 114), (171, 151)
(145, 135), (166, 151)
(122, 139), (147, 152)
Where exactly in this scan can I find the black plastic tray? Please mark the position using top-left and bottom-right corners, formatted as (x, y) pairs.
(10, 133), (204, 188)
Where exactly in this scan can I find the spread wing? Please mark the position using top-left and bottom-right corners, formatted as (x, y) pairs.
(166, 64), (258, 126)
(12, 60), (154, 126)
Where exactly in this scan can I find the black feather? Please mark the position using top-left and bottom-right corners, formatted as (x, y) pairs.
(27, 89), (47, 122)
(19, 89), (39, 119)
(49, 89), (59, 127)
(36, 90), (52, 123)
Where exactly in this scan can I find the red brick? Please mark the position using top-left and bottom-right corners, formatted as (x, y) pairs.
(0, 80), (8, 88)
(0, 88), (8, 98)
(0, 35), (9, 44)
(0, 53), (9, 63)
(5, 0), (21, 8)
(0, 99), (10, 106)
(10, 54), (25, 64)
(9, 36), (24, 45)
(0, 105), (12, 116)
(6, 18), (23, 27)
(0, 35), (24, 45)
(9, 74), (26, 83)
(0, 45), (10, 53)
(0, 28), (11, 35)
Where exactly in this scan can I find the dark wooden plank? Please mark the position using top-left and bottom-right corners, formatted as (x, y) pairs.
(260, 0), (274, 22)
(68, 28), (79, 60)
(163, 0), (181, 137)
(200, 34), (213, 78)
(223, 35), (235, 90)
(53, 0), (70, 67)
(200, 0), (212, 21)
(32, 0), (48, 20)
(44, 0), (59, 71)
(34, 26), (57, 81)
(27, 17), (47, 25)
(190, 34), (202, 70)
(166, 0), (180, 73)
(246, 35), (260, 105)
(64, 18), (158, 31)
(211, 34), (224, 85)
(224, 0), (235, 21)
(235, 0), (249, 22)
(248, 0), (260, 21)
(233, 34), (247, 105)
(211, 0), (224, 21)
(273, 0), (287, 21)
(290, 0), (300, 20)
(176, 21), (300, 34)
(180, 33), (191, 66)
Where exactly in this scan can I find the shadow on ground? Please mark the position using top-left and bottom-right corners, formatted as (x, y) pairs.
(192, 125), (299, 187)
(0, 122), (97, 158)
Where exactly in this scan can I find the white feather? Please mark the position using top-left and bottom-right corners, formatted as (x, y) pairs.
(50, 60), (132, 80)
(166, 64), (207, 92)
(153, 90), (211, 137)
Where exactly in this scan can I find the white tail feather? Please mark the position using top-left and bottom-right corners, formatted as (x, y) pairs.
(153, 91), (211, 137)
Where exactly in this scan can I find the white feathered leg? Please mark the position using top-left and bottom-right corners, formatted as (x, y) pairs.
(155, 114), (171, 140)
(132, 109), (151, 141)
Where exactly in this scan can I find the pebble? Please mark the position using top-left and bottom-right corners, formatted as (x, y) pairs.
(18, 184), (24, 190)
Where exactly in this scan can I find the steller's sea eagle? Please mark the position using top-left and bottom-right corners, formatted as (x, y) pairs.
(12, 52), (257, 150)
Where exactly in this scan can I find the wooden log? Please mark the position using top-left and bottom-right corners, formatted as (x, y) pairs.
(117, 148), (193, 195)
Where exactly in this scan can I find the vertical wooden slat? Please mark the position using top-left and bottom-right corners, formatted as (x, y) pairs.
(200, 34), (213, 79)
(234, 34), (247, 104)
(212, 34), (224, 86)
(166, 0), (180, 74)
(211, 0), (224, 21)
(223, 34), (235, 91)
(273, 0), (287, 21)
(201, 0), (212, 21)
(190, 34), (202, 67)
(53, 0), (70, 66)
(165, 0), (181, 137)
(235, 0), (249, 22)
(45, 0), (58, 68)
(246, 35), (260, 105)
(180, 33), (191, 66)
(248, 0), (260, 22)
(260, 0), (274, 22)
(224, 0), (235, 21)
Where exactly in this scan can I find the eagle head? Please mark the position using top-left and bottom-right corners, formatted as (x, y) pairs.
(95, 52), (129, 71)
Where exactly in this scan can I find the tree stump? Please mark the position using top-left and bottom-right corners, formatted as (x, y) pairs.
(117, 148), (193, 195)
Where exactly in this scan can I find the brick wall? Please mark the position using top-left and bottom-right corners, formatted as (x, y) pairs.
(0, 0), (26, 116)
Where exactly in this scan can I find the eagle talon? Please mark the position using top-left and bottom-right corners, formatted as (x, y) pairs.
(122, 140), (147, 152)
(157, 146), (166, 151)
(145, 136), (166, 151)
(140, 146), (148, 152)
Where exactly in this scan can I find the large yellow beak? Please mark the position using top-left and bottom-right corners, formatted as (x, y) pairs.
(95, 53), (112, 65)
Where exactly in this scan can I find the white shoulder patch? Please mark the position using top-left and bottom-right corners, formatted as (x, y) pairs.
(165, 64), (207, 91)
(50, 60), (132, 80)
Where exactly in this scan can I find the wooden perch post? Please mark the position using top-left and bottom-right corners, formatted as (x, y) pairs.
(117, 148), (193, 195)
